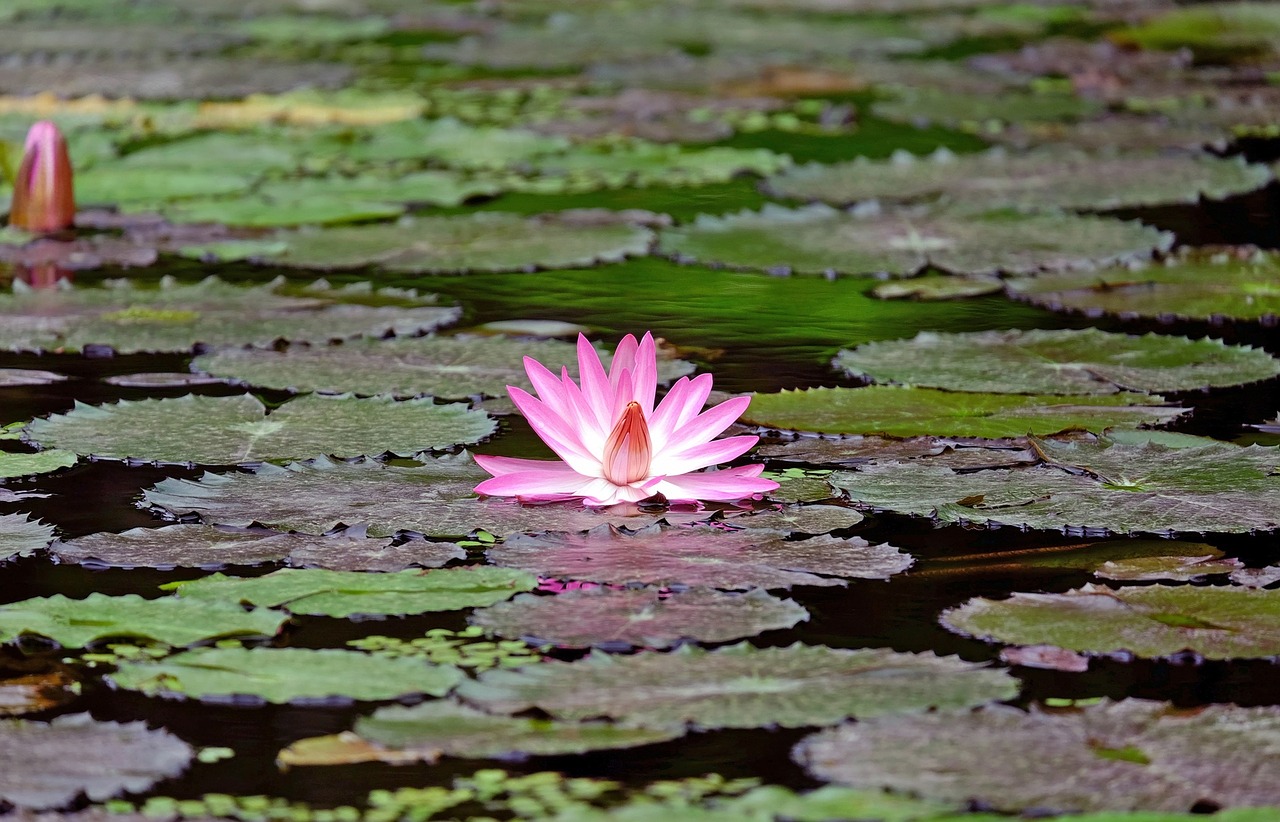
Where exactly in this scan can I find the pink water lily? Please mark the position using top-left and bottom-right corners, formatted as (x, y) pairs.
(10, 121), (75, 233)
(474, 332), (778, 506)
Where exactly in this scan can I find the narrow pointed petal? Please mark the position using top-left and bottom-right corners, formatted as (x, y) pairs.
(508, 386), (602, 476)
(651, 434), (760, 476)
(660, 396), (752, 455)
(609, 367), (635, 426)
(559, 366), (607, 453)
(632, 332), (658, 417)
(475, 462), (601, 499)
(524, 356), (578, 421)
(650, 465), (778, 503)
(576, 334), (613, 429)
(473, 454), (568, 477)
(10, 121), (75, 233)
(649, 373), (713, 452)
(608, 334), (639, 389)
(580, 478), (654, 506)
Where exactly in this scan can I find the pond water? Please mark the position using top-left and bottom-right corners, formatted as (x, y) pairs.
(3, 1), (1280, 820)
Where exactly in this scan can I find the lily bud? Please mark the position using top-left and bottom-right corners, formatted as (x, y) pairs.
(602, 401), (652, 486)
(9, 121), (75, 233)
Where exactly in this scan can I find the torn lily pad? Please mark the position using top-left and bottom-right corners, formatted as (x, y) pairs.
(279, 701), (680, 766)
(743, 386), (1184, 438)
(0, 714), (192, 810)
(274, 213), (653, 274)
(172, 567), (536, 618)
(794, 700), (1280, 812)
(0, 593), (285, 648)
(0, 516), (54, 563)
(49, 524), (462, 571)
(459, 643), (1017, 730)
(942, 583), (1280, 659)
(24, 394), (494, 465)
(764, 149), (1273, 211)
(660, 204), (1169, 277)
(831, 439), (1280, 535)
(107, 647), (462, 705)
(835, 329), (1280, 394)
(1005, 248), (1280, 324)
(0, 277), (461, 354)
(142, 455), (681, 538)
(469, 588), (808, 649)
(485, 524), (910, 590)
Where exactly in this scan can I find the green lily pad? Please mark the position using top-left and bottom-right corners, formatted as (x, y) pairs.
(660, 205), (1170, 277)
(274, 213), (653, 274)
(835, 329), (1280, 394)
(485, 524), (911, 590)
(107, 647), (462, 705)
(118, 131), (303, 176)
(794, 700), (1280, 813)
(25, 394), (494, 465)
(50, 525), (463, 571)
(1092, 554), (1244, 582)
(763, 149), (1273, 211)
(0, 450), (77, 479)
(75, 167), (255, 207)
(522, 143), (791, 189)
(0, 277), (461, 354)
(469, 588), (808, 649)
(459, 642), (1017, 730)
(758, 434), (1038, 470)
(871, 274), (1004, 300)
(743, 386), (1185, 438)
(279, 701), (681, 766)
(830, 439), (1280, 534)
(942, 583), (1280, 659)
(0, 516), (54, 563)
(1113, 3), (1280, 61)
(1005, 249), (1280, 324)
(172, 567), (537, 618)
(0, 593), (285, 648)
(174, 240), (289, 262)
(193, 335), (691, 399)
(0, 714), (192, 810)
(929, 538), (1231, 579)
(870, 88), (1102, 130)
(142, 455), (684, 538)
(336, 117), (569, 169)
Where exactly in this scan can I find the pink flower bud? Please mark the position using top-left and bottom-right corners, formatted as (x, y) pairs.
(10, 121), (75, 233)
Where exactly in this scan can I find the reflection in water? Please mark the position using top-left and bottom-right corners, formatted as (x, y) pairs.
(14, 262), (73, 290)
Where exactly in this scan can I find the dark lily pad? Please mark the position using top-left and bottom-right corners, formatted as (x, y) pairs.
(0, 593), (285, 649)
(24, 394), (495, 465)
(274, 213), (653, 274)
(172, 567), (537, 618)
(0, 516), (55, 563)
(101, 373), (229, 389)
(485, 524), (910, 590)
(794, 700), (1280, 812)
(469, 588), (808, 649)
(458, 643), (1017, 730)
(835, 329), (1280, 394)
(142, 455), (682, 538)
(279, 701), (680, 766)
(723, 504), (865, 533)
(0, 236), (159, 271)
(0, 670), (79, 718)
(0, 714), (192, 810)
(660, 204), (1170, 277)
(743, 386), (1185, 438)
(764, 149), (1272, 211)
(0, 277), (461, 354)
(871, 88), (1102, 129)
(942, 583), (1280, 659)
(758, 435), (1037, 470)
(0, 369), (66, 387)
(1093, 554), (1244, 582)
(107, 647), (462, 705)
(831, 439), (1280, 535)
(1005, 248), (1280, 324)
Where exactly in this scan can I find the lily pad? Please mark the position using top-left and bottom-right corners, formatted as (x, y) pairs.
(0, 593), (285, 649)
(0, 449), (76, 482)
(830, 439), (1280, 535)
(485, 524), (911, 590)
(1113, 3), (1280, 61)
(458, 643), (1017, 730)
(0, 670), (79, 717)
(871, 274), (1004, 300)
(0, 277), (461, 354)
(660, 204), (1170, 277)
(336, 117), (568, 169)
(0, 516), (55, 563)
(1093, 554), (1244, 582)
(274, 213), (653, 274)
(49, 524), (462, 571)
(107, 647), (462, 705)
(763, 149), (1273, 211)
(24, 394), (494, 465)
(469, 588), (808, 649)
(0, 369), (66, 387)
(942, 583), (1280, 659)
(758, 435), (1037, 469)
(835, 329), (1280, 394)
(724, 504), (865, 533)
(1005, 249), (1280, 324)
(172, 567), (537, 618)
(870, 88), (1102, 130)
(0, 714), (192, 810)
(522, 143), (791, 189)
(142, 455), (682, 538)
(743, 386), (1184, 438)
(794, 700), (1280, 812)
(279, 701), (680, 766)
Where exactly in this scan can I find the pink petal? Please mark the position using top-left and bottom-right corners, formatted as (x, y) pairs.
(474, 461), (599, 498)
(610, 367), (635, 425)
(473, 454), (564, 477)
(579, 477), (654, 506)
(651, 434), (759, 476)
(509, 386), (602, 476)
(576, 334), (613, 430)
(632, 332), (657, 417)
(651, 464), (778, 503)
(649, 373), (713, 452)
(558, 366), (607, 453)
(524, 356), (581, 424)
(659, 395), (751, 456)
(609, 333), (638, 388)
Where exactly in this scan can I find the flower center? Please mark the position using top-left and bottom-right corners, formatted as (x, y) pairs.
(601, 401), (652, 485)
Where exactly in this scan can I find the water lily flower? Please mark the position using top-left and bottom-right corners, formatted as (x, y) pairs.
(475, 332), (778, 506)
(9, 121), (75, 233)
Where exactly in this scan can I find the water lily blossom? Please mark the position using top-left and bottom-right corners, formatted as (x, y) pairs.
(475, 333), (778, 506)
(9, 121), (75, 233)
